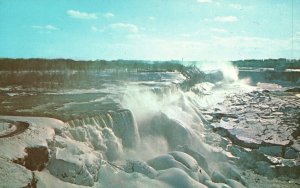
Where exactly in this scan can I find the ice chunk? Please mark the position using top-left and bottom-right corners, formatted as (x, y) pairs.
(157, 168), (207, 188)
(124, 160), (158, 178)
(176, 145), (210, 174)
(47, 136), (102, 186)
(169, 151), (199, 171)
(147, 152), (210, 183)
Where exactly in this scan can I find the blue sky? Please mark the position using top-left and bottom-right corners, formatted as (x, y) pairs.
(0, 0), (299, 61)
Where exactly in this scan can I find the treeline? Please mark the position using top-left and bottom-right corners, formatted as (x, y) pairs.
(2, 58), (299, 72)
(232, 58), (300, 70)
(0, 58), (186, 89)
(0, 58), (184, 72)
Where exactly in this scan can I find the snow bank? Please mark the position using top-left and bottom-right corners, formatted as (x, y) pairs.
(0, 116), (64, 159)
(0, 116), (65, 187)
(0, 158), (33, 188)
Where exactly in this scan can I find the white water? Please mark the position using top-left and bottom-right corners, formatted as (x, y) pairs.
(194, 61), (239, 83)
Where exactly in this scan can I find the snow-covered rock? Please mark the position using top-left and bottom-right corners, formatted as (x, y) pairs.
(47, 135), (102, 186)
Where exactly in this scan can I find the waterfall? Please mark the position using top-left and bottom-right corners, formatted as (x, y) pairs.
(66, 109), (140, 150)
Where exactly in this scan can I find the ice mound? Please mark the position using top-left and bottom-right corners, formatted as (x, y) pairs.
(150, 113), (194, 149)
(145, 150), (248, 188)
(176, 145), (210, 175)
(147, 152), (208, 184)
(156, 168), (207, 188)
(47, 135), (102, 186)
(122, 151), (211, 187)
(98, 163), (169, 188)
(124, 160), (158, 178)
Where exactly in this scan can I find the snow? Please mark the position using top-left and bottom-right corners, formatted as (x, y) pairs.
(0, 120), (17, 137)
(0, 158), (33, 188)
(156, 168), (207, 188)
(36, 170), (88, 188)
(0, 116), (64, 159)
(98, 163), (171, 188)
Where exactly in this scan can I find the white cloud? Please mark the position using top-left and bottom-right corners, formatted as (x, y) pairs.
(32, 26), (43, 29)
(197, 0), (212, 3)
(211, 36), (291, 52)
(97, 33), (296, 61)
(45, 25), (58, 30)
(210, 28), (227, 33)
(110, 23), (139, 33)
(91, 26), (107, 32)
(126, 34), (146, 40)
(67, 10), (97, 19)
(32, 25), (58, 30)
(229, 4), (242, 9)
(149, 16), (156, 21)
(91, 23), (139, 33)
(104, 12), (114, 18)
(214, 16), (238, 22)
(91, 26), (99, 32)
(119, 33), (294, 60)
(180, 33), (191, 38)
(212, 36), (267, 48)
